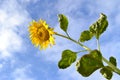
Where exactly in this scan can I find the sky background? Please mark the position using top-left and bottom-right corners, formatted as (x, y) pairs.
(0, 0), (120, 80)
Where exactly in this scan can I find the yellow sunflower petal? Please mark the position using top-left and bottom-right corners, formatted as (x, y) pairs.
(28, 19), (55, 50)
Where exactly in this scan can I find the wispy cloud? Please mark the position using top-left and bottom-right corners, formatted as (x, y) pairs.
(0, 0), (33, 80)
(56, 0), (82, 14)
(12, 65), (35, 80)
(0, 0), (120, 80)
(0, 0), (30, 59)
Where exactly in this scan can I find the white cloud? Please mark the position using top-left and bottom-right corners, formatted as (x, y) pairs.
(0, 0), (31, 59)
(12, 65), (35, 80)
(20, 0), (38, 3)
(0, 64), (3, 70)
(18, 0), (38, 8)
(0, 0), (33, 79)
(56, 0), (82, 14)
(2, 0), (118, 80)
(0, 29), (22, 59)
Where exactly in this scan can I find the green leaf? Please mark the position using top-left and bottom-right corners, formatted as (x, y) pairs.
(58, 50), (77, 69)
(89, 13), (108, 39)
(58, 14), (68, 32)
(80, 30), (93, 42)
(109, 56), (117, 66)
(100, 66), (113, 79)
(76, 50), (104, 77)
(100, 56), (117, 79)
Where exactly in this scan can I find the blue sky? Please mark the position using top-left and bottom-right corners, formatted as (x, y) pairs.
(0, 0), (120, 80)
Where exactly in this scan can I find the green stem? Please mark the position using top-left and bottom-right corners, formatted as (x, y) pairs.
(102, 57), (120, 75)
(55, 32), (91, 51)
(55, 32), (120, 75)
(65, 32), (71, 39)
(75, 50), (87, 53)
(97, 39), (120, 75)
(97, 39), (101, 51)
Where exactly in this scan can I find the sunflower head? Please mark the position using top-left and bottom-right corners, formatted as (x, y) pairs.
(28, 19), (55, 50)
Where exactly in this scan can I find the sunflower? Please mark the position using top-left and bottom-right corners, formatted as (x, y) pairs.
(28, 19), (55, 50)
